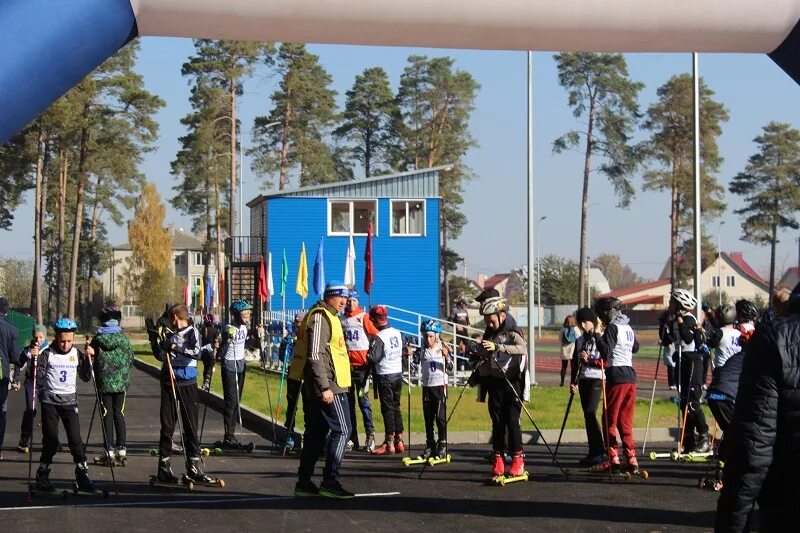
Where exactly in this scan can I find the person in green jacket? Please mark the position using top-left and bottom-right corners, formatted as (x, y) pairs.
(90, 306), (134, 464)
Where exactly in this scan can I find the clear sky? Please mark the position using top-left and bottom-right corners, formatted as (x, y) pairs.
(3, 38), (800, 283)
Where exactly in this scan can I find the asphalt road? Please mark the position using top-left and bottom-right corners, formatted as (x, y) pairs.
(0, 366), (720, 532)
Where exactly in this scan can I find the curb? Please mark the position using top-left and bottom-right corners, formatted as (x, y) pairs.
(133, 359), (682, 446)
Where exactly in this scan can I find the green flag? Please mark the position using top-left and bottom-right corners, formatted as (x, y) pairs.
(281, 248), (288, 298)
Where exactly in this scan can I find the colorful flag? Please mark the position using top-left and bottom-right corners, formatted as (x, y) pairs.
(313, 237), (325, 296)
(267, 252), (274, 300)
(280, 249), (288, 298)
(205, 273), (213, 309)
(212, 273), (219, 308)
(197, 278), (205, 311)
(344, 234), (356, 287)
(258, 255), (268, 303)
(183, 280), (191, 307)
(295, 242), (308, 299)
(364, 222), (374, 294)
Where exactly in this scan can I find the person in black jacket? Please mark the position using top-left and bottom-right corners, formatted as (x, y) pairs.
(0, 297), (20, 458)
(715, 286), (800, 532)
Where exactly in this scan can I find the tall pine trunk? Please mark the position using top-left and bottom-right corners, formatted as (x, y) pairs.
(39, 140), (51, 322)
(670, 159), (679, 291)
(32, 129), (45, 321)
(56, 148), (69, 318)
(87, 176), (102, 321)
(279, 102), (292, 190)
(229, 79), (237, 237)
(68, 105), (91, 319)
(578, 103), (595, 307)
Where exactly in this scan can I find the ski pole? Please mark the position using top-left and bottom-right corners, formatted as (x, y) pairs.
(488, 353), (568, 477)
(642, 344), (663, 455)
(26, 348), (39, 503)
(553, 358), (583, 463)
(82, 397), (98, 456)
(87, 337), (118, 496)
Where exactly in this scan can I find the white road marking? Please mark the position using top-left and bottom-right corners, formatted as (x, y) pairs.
(1, 491), (401, 511)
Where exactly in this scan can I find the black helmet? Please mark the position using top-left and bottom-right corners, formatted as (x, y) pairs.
(594, 297), (622, 323)
(735, 299), (758, 322)
(717, 304), (737, 326)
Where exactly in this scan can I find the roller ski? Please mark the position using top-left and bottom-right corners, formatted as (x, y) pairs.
(29, 466), (68, 500)
(427, 442), (452, 466)
(490, 451), (529, 486)
(213, 440), (255, 454)
(698, 476), (724, 491)
(150, 457), (195, 491)
(72, 463), (109, 498)
(93, 449), (127, 467)
(184, 457), (225, 488)
(402, 443), (433, 466)
(149, 442), (184, 457)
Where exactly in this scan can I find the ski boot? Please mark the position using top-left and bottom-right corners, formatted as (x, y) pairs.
(624, 453), (649, 479)
(185, 457), (224, 487)
(694, 433), (711, 454)
(35, 464), (55, 492)
(364, 433), (376, 454)
(372, 434), (395, 455)
(171, 441), (184, 454)
(428, 441), (451, 465)
(345, 440), (356, 452)
(94, 448), (116, 466)
(74, 462), (106, 496)
(492, 451), (529, 485)
(402, 442), (432, 466)
(394, 433), (405, 454)
(17, 440), (30, 454)
(116, 447), (127, 466)
(509, 451), (525, 477)
(157, 457), (180, 484)
(491, 451), (505, 477)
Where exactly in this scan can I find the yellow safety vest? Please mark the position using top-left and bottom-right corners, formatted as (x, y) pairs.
(289, 305), (351, 389)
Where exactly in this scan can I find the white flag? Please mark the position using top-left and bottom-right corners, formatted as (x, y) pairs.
(267, 252), (274, 299)
(344, 235), (356, 287)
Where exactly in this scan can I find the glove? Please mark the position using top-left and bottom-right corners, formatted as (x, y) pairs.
(481, 340), (497, 352)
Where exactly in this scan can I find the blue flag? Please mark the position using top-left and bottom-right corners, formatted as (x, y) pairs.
(204, 273), (213, 309)
(313, 237), (325, 296)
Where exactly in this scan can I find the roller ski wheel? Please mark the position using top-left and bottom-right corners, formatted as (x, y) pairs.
(622, 469), (650, 481)
(72, 482), (109, 498)
(402, 456), (427, 467)
(93, 456), (126, 467)
(201, 448), (223, 457)
(427, 454), (452, 466)
(698, 478), (723, 491)
(679, 451), (715, 463)
(17, 445), (30, 454)
(491, 471), (529, 486)
(183, 474), (225, 488)
(213, 441), (255, 454)
(670, 450), (680, 461)
(28, 484), (68, 500)
(150, 475), (194, 491)
(148, 449), (159, 457)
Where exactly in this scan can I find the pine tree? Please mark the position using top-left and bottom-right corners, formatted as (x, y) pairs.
(122, 182), (175, 320)
(729, 121), (800, 296)
(394, 55), (479, 315)
(250, 43), (338, 190)
(643, 74), (728, 291)
(334, 67), (398, 177)
(553, 52), (644, 306)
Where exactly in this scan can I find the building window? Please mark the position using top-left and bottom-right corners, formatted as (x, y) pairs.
(726, 275), (735, 287)
(193, 252), (205, 266)
(712, 276), (719, 288)
(174, 253), (187, 267)
(328, 200), (377, 236)
(390, 200), (425, 236)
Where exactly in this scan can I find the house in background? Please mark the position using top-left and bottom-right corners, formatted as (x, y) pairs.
(779, 267), (800, 290)
(246, 167), (444, 318)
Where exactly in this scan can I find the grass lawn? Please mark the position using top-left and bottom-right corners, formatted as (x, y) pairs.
(134, 344), (707, 433)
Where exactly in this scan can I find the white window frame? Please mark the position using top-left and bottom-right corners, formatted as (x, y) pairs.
(726, 275), (735, 287)
(712, 276), (719, 288)
(193, 252), (205, 266)
(327, 199), (378, 236)
(389, 199), (426, 237)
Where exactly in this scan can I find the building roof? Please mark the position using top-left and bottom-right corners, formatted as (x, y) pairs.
(483, 273), (511, 289)
(596, 278), (671, 299)
(114, 229), (205, 251)
(725, 252), (766, 285)
(246, 166), (449, 207)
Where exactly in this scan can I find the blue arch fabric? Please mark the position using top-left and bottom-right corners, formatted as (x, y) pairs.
(0, 0), (137, 143)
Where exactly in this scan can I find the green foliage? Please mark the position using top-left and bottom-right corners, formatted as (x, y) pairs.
(334, 67), (399, 177)
(702, 289), (730, 307)
(0, 131), (36, 229)
(674, 234), (718, 284)
(729, 121), (800, 292)
(250, 43), (338, 189)
(538, 255), (581, 305)
(448, 275), (479, 304)
(591, 253), (645, 290)
(0, 257), (34, 308)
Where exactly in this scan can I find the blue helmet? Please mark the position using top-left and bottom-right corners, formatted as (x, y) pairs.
(54, 317), (78, 333)
(348, 289), (359, 300)
(230, 300), (253, 315)
(421, 319), (442, 334)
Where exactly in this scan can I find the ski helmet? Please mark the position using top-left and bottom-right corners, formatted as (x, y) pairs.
(347, 289), (359, 300)
(594, 297), (623, 323)
(421, 319), (443, 334)
(717, 304), (737, 326)
(369, 305), (389, 326)
(575, 307), (598, 325)
(98, 306), (122, 323)
(229, 300), (253, 315)
(53, 317), (78, 333)
(480, 296), (507, 316)
(735, 299), (759, 321)
(670, 288), (697, 310)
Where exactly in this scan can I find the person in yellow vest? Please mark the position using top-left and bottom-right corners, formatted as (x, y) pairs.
(292, 281), (353, 499)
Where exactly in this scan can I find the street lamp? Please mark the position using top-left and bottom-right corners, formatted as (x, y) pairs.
(717, 220), (725, 307)
(535, 215), (547, 337)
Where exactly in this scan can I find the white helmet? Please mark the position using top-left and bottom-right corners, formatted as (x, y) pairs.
(480, 296), (507, 316)
(670, 288), (697, 310)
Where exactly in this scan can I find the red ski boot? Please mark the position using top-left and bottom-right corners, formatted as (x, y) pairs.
(491, 451), (505, 477)
(394, 433), (405, 454)
(371, 435), (395, 455)
(509, 451), (525, 477)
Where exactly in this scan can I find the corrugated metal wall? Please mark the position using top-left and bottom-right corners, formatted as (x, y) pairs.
(264, 196), (439, 318)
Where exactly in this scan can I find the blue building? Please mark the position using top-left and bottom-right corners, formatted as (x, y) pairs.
(245, 167), (446, 318)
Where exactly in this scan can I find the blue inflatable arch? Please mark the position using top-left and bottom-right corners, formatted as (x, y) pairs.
(2, 0), (800, 143)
